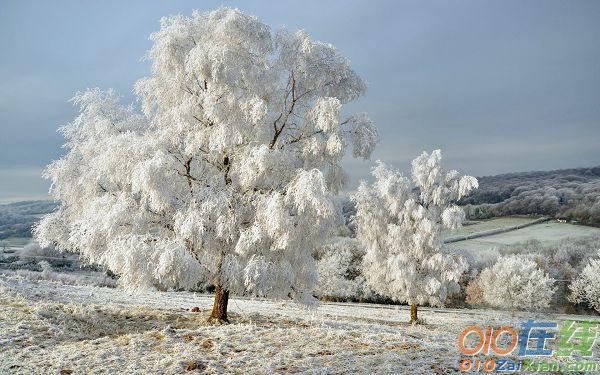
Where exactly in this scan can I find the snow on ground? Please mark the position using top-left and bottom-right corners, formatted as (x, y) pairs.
(1, 274), (599, 374)
(449, 221), (600, 251)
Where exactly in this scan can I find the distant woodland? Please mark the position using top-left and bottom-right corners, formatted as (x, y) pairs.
(460, 167), (600, 225)
(0, 201), (57, 240)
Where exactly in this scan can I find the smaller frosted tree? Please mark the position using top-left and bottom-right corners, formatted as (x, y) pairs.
(479, 255), (556, 312)
(355, 150), (477, 323)
(569, 252), (600, 312)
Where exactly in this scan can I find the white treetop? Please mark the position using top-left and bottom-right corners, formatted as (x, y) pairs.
(355, 150), (477, 308)
(569, 251), (600, 312)
(479, 254), (556, 311)
(35, 8), (377, 304)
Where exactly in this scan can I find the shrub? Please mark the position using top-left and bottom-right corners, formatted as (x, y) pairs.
(314, 237), (372, 301)
(19, 242), (78, 268)
(569, 252), (600, 312)
(478, 255), (556, 312)
(465, 276), (485, 306)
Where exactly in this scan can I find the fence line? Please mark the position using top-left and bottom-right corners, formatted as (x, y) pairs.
(444, 216), (551, 244)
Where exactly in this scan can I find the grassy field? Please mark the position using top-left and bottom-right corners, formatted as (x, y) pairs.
(1, 237), (31, 247)
(449, 220), (600, 251)
(448, 216), (540, 236)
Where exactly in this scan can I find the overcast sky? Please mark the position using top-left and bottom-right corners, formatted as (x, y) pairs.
(1, 0), (599, 202)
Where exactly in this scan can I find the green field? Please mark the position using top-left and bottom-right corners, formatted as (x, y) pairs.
(449, 219), (600, 251)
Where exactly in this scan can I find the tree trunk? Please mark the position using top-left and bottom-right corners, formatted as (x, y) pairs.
(410, 303), (418, 324)
(209, 285), (229, 324)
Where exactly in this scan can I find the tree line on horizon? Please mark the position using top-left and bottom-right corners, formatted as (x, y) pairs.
(460, 166), (600, 225)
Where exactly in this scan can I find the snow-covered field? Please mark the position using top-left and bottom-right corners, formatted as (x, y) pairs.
(449, 217), (540, 237)
(1, 274), (598, 374)
(2, 237), (31, 247)
(449, 221), (600, 251)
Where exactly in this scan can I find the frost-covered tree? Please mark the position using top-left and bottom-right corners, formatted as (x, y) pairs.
(35, 8), (377, 323)
(569, 252), (600, 312)
(355, 150), (477, 323)
(479, 255), (556, 312)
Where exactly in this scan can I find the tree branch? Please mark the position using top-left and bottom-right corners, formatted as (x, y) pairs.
(270, 73), (298, 149)
(284, 129), (324, 146)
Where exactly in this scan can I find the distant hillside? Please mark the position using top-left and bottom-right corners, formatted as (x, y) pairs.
(0, 200), (57, 240)
(460, 166), (600, 225)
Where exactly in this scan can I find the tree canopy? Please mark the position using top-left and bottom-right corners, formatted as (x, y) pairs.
(35, 8), (378, 319)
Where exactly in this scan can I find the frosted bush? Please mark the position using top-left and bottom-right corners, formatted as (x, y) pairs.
(476, 235), (600, 310)
(19, 242), (78, 268)
(314, 237), (371, 300)
(479, 254), (555, 312)
(569, 251), (600, 312)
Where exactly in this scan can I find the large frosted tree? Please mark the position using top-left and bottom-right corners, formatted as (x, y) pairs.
(35, 8), (377, 323)
(355, 150), (477, 323)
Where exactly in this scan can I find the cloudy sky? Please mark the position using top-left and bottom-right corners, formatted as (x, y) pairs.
(1, 0), (599, 202)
